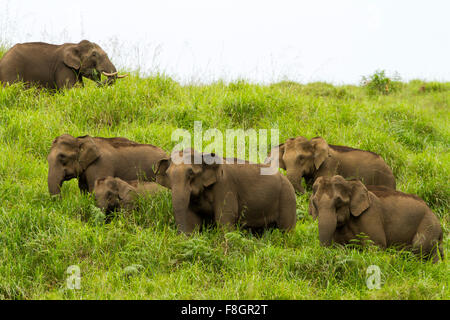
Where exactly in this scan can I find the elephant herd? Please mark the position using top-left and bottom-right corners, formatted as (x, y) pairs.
(46, 134), (444, 263)
(0, 40), (444, 263)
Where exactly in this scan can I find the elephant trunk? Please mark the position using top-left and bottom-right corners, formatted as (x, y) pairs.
(286, 170), (305, 194)
(98, 59), (127, 86)
(171, 184), (191, 234)
(318, 209), (337, 246)
(48, 166), (65, 195)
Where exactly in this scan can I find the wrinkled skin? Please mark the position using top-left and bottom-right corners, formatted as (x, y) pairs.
(156, 149), (297, 235)
(0, 40), (124, 89)
(309, 175), (444, 262)
(94, 176), (166, 213)
(47, 134), (167, 195)
(266, 136), (396, 193)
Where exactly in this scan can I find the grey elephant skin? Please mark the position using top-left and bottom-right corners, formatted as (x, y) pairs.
(155, 149), (297, 235)
(0, 40), (125, 89)
(266, 136), (396, 193)
(47, 134), (168, 195)
(94, 176), (167, 213)
(309, 175), (444, 262)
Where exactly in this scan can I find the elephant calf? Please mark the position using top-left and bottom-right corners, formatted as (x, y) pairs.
(156, 149), (297, 234)
(309, 175), (444, 262)
(94, 176), (167, 213)
(47, 134), (168, 195)
(266, 136), (396, 193)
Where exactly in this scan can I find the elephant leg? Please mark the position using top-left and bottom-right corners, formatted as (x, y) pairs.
(84, 166), (113, 193)
(182, 208), (203, 234)
(78, 174), (89, 193)
(359, 215), (387, 249)
(55, 65), (78, 89)
(428, 240), (444, 264)
(412, 217), (443, 262)
(214, 191), (238, 230)
(277, 180), (297, 231)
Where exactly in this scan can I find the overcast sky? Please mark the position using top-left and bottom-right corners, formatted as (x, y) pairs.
(1, 0), (449, 84)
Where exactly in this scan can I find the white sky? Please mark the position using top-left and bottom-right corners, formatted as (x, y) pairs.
(1, 0), (449, 84)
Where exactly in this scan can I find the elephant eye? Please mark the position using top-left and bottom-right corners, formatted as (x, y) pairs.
(186, 168), (194, 177)
(58, 154), (68, 164)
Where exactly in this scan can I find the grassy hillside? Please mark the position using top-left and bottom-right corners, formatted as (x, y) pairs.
(0, 47), (449, 299)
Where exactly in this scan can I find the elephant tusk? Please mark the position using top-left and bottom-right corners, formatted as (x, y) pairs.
(102, 71), (119, 77)
(117, 74), (128, 79)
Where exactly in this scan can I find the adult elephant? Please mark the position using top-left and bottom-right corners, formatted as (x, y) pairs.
(0, 40), (127, 89)
(309, 176), (443, 262)
(47, 134), (168, 195)
(265, 136), (396, 193)
(155, 149), (297, 235)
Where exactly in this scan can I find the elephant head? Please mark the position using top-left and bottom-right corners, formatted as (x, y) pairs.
(309, 175), (370, 246)
(47, 134), (100, 195)
(266, 136), (329, 193)
(94, 177), (135, 213)
(155, 149), (222, 233)
(62, 40), (127, 85)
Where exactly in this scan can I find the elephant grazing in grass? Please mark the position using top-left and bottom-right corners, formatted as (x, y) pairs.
(47, 134), (168, 196)
(155, 149), (297, 235)
(94, 176), (167, 214)
(309, 175), (444, 263)
(266, 136), (396, 193)
(0, 40), (127, 89)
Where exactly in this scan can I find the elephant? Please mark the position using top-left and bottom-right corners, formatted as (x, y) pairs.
(265, 136), (396, 193)
(309, 175), (444, 262)
(155, 149), (297, 235)
(0, 40), (127, 89)
(94, 176), (167, 213)
(47, 134), (168, 195)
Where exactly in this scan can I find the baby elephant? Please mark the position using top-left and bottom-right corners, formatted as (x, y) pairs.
(309, 175), (444, 262)
(94, 176), (166, 213)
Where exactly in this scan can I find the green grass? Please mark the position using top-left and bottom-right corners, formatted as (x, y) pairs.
(0, 50), (449, 299)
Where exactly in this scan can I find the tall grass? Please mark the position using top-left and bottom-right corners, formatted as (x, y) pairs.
(0, 67), (448, 299)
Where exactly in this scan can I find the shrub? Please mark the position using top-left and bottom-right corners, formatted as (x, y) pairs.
(361, 70), (402, 96)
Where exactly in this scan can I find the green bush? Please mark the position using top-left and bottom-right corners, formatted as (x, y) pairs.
(361, 70), (403, 96)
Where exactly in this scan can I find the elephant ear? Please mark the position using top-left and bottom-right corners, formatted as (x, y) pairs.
(201, 154), (222, 187)
(311, 137), (329, 170)
(349, 180), (370, 217)
(115, 178), (134, 201)
(155, 158), (171, 188)
(266, 144), (286, 170)
(77, 137), (100, 171)
(155, 158), (171, 175)
(63, 46), (81, 70)
(94, 177), (106, 190)
(201, 165), (221, 187)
